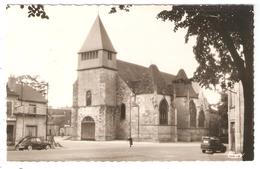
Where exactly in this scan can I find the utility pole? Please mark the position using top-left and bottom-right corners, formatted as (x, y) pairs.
(45, 83), (49, 141)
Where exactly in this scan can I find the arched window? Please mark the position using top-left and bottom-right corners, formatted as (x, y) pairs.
(159, 98), (168, 125)
(86, 90), (92, 106)
(189, 100), (197, 127)
(120, 103), (126, 120)
(198, 110), (205, 127)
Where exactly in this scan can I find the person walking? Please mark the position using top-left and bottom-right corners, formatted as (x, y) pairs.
(128, 137), (133, 147)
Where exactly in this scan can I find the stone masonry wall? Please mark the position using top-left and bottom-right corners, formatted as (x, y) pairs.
(105, 106), (119, 140)
(116, 77), (177, 142)
(116, 77), (133, 139)
(77, 68), (117, 107)
(175, 97), (189, 129)
(77, 106), (105, 140)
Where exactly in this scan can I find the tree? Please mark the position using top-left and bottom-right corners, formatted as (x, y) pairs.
(6, 4), (49, 19)
(157, 5), (254, 160)
(16, 75), (48, 96)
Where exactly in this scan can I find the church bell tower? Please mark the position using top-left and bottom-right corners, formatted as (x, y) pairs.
(75, 15), (118, 141)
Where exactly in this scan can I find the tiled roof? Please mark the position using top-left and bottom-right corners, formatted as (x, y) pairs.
(48, 108), (71, 126)
(7, 80), (47, 103)
(79, 15), (116, 53)
(117, 60), (198, 98)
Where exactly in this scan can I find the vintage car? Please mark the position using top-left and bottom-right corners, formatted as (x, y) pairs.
(15, 136), (51, 151)
(201, 136), (226, 153)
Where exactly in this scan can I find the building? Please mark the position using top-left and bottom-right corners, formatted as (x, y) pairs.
(227, 81), (244, 154)
(71, 16), (209, 142)
(6, 77), (47, 145)
(47, 107), (72, 136)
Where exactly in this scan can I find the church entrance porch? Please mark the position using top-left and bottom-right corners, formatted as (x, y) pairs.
(81, 116), (95, 140)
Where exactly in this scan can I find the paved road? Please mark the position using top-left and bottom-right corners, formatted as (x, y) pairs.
(7, 137), (241, 161)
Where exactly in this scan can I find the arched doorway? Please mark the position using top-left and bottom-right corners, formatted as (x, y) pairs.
(81, 116), (95, 140)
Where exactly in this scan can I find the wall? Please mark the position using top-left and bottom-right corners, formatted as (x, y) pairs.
(116, 76), (177, 142)
(175, 97), (189, 128)
(116, 77), (133, 139)
(77, 68), (117, 107)
(228, 82), (244, 153)
(177, 128), (208, 142)
(15, 115), (46, 143)
(105, 106), (119, 140)
(77, 106), (105, 140)
(15, 101), (47, 115)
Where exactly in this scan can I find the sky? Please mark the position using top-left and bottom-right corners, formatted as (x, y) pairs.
(5, 5), (224, 107)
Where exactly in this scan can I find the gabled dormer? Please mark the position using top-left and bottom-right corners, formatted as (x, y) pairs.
(78, 15), (117, 71)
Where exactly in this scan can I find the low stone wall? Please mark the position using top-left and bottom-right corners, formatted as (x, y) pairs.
(158, 126), (175, 142)
(136, 125), (158, 142)
(177, 128), (208, 142)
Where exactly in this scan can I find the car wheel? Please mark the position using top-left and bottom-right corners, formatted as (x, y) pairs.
(202, 150), (206, 153)
(221, 147), (226, 153)
(27, 145), (32, 151)
(45, 145), (51, 150)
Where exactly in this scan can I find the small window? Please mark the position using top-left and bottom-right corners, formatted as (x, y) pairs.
(29, 104), (37, 114)
(6, 101), (12, 115)
(86, 90), (92, 106)
(95, 51), (98, 58)
(108, 52), (112, 60)
(81, 54), (84, 60)
(120, 103), (126, 120)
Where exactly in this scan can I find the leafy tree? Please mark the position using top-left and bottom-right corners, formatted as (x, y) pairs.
(16, 75), (48, 96)
(157, 5), (254, 160)
(6, 4), (49, 19)
(109, 5), (132, 14)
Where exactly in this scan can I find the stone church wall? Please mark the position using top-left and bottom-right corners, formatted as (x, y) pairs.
(77, 68), (117, 107)
(116, 77), (133, 139)
(105, 106), (119, 140)
(77, 106), (106, 140)
(116, 77), (177, 142)
(175, 97), (189, 128)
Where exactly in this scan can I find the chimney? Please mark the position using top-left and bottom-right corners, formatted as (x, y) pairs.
(8, 76), (17, 92)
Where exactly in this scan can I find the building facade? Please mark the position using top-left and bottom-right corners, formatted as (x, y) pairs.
(227, 81), (244, 154)
(47, 107), (72, 136)
(71, 16), (209, 142)
(6, 77), (47, 145)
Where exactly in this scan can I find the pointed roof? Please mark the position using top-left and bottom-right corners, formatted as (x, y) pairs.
(176, 69), (188, 80)
(79, 15), (116, 53)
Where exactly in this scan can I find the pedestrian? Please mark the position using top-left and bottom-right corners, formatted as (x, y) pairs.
(128, 137), (133, 147)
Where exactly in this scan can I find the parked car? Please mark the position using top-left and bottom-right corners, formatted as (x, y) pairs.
(201, 136), (226, 153)
(15, 136), (51, 151)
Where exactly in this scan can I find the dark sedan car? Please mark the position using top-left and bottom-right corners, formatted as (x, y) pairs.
(201, 136), (226, 154)
(15, 136), (51, 151)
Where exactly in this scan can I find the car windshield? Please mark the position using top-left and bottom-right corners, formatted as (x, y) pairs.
(16, 136), (30, 145)
(203, 140), (209, 144)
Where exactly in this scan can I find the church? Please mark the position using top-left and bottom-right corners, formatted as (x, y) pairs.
(71, 15), (209, 142)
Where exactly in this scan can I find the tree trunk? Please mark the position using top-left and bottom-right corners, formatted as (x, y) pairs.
(241, 66), (254, 161)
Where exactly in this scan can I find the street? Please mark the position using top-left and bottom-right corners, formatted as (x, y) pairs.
(6, 137), (241, 161)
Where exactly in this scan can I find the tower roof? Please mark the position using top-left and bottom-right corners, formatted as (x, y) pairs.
(79, 15), (116, 53)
